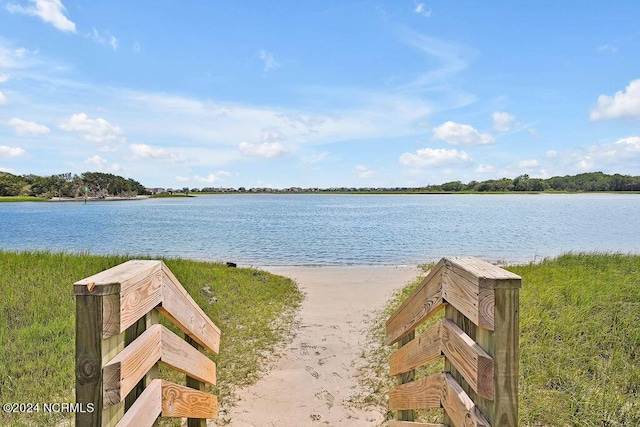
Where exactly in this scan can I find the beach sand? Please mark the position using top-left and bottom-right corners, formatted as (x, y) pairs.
(216, 265), (421, 426)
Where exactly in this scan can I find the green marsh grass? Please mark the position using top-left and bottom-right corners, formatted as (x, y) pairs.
(0, 251), (302, 426)
(0, 196), (48, 202)
(357, 253), (640, 426)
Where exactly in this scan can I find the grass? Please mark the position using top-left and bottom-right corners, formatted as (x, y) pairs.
(0, 251), (303, 426)
(0, 196), (49, 202)
(356, 253), (640, 426)
(149, 193), (195, 198)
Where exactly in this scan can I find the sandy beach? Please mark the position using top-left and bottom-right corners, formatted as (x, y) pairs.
(217, 265), (421, 426)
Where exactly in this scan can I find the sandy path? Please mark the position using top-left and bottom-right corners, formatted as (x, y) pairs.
(218, 265), (420, 427)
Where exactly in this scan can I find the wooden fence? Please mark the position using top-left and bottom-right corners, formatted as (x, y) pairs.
(74, 260), (221, 427)
(386, 256), (521, 427)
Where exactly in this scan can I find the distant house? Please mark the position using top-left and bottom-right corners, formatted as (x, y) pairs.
(147, 188), (166, 194)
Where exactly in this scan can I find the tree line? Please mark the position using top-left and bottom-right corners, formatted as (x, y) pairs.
(0, 171), (149, 198)
(427, 172), (640, 193)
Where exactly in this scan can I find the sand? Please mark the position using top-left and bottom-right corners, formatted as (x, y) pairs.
(217, 265), (421, 427)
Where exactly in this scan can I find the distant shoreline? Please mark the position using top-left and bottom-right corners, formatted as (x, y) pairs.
(2, 191), (640, 203)
(49, 195), (150, 202)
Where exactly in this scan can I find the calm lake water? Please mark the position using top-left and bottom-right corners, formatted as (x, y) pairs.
(1, 194), (639, 265)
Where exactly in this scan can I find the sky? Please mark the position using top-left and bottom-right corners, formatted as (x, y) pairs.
(0, 1), (639, 189)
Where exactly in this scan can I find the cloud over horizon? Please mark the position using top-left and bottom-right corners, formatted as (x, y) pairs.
(591, 79), (640, 121)
(433, 121), (495, 146)
(6, 0), (76, 33)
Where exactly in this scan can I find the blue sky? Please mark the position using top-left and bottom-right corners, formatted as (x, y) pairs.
(1, 1), (639, 188)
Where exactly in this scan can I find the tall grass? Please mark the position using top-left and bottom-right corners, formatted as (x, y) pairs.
(356, 253), (640, 426)
(0, 251), (303, 426)
(510, 253), (640, 426)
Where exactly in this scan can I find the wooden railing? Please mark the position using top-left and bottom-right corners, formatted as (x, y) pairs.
(386, 256), (521, 427)
(74, 260), (221, 426)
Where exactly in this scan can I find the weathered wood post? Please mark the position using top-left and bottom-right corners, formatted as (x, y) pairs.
(386, 256), (520, 426)
(397, 331), (415, 422)
(186, 335), (207, 427)
(442, 257), (521, 426)
(74, 260), (163, 427)
(75, 260), (220, 426)
(75, 279), (124, 426)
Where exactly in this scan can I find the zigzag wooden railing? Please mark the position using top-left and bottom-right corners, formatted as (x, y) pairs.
(74, 260), (221, 427)
(386, 256), (521, 427)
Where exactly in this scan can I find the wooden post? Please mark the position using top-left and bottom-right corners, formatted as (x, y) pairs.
(75, 287), (124, 427)
(397, 331), (415, 422)
(186, 334), (207, 427)
(493, 283), (519, 425)
(75, 292), (104, 427)
(442, 258), (520, 425)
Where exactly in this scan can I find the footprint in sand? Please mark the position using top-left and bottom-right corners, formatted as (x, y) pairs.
(318, 354), (336, 366)
(305, 365), (320, 379)
(314, 388), (335, 409)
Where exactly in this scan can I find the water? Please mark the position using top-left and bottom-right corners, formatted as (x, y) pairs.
(1, 193), (639, 265)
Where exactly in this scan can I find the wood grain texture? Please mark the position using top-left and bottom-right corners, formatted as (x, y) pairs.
(389, 373), (444, 411)
(386, 261), (446, 345)
(161, 380), (218, 419)
(160, 326), (216, 385)
(114, 379), (162, 427)
(119, 271), (162, 332)
(397, 332), (416, 421)
(441, 266), (493, 331)
(75, 294), (104, 426)
(103, 324), (162, 407)
(444, 257), (521, 285)
(441, 373), (490, 427)
(390, 321), (442, 376)
(493, 287), (519, 426)
(440, 319), (494, 400)
(158, 265), (221, 355)
(102, 294), (121, 338)
(75, 260), (162, 293)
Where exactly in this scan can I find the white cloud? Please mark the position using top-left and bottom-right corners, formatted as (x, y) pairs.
(59, 113), (125, 143)
(194, 171), (232, 184)
(0, 74), (8, 83)
(6, 0), (76, 33)
(174, 176), (189, 183)
(518, 159), (540, 168)
(133, 41), (141, 53)
(354, 165), (376, 178)
(84, 155), (123, 172)
(0, 91), (7, 104)
(399, 147), (472, 167)
(129, 144), (186, 162)
(0, 44), (39, 69)
(433, 121), (495, 146)
(475, 164), (495, 174)
(301, 152), (330, 165)
(590, 79), (640, 121)
(492, 111), (516, 132)
(87, 28), (118, 51)
(7, 117), (50, 136)
(614, 136), (640, 152)
(85, 154), (107, 168)
(543, 136), (640, 175)
(528, 128), (542, 138)
(258, 50), (281, 73)
(414, 2), (432, 17)
(0, 145), (27, 158)
(597, 44), (618, 53)
(239, 141), (289, 158)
